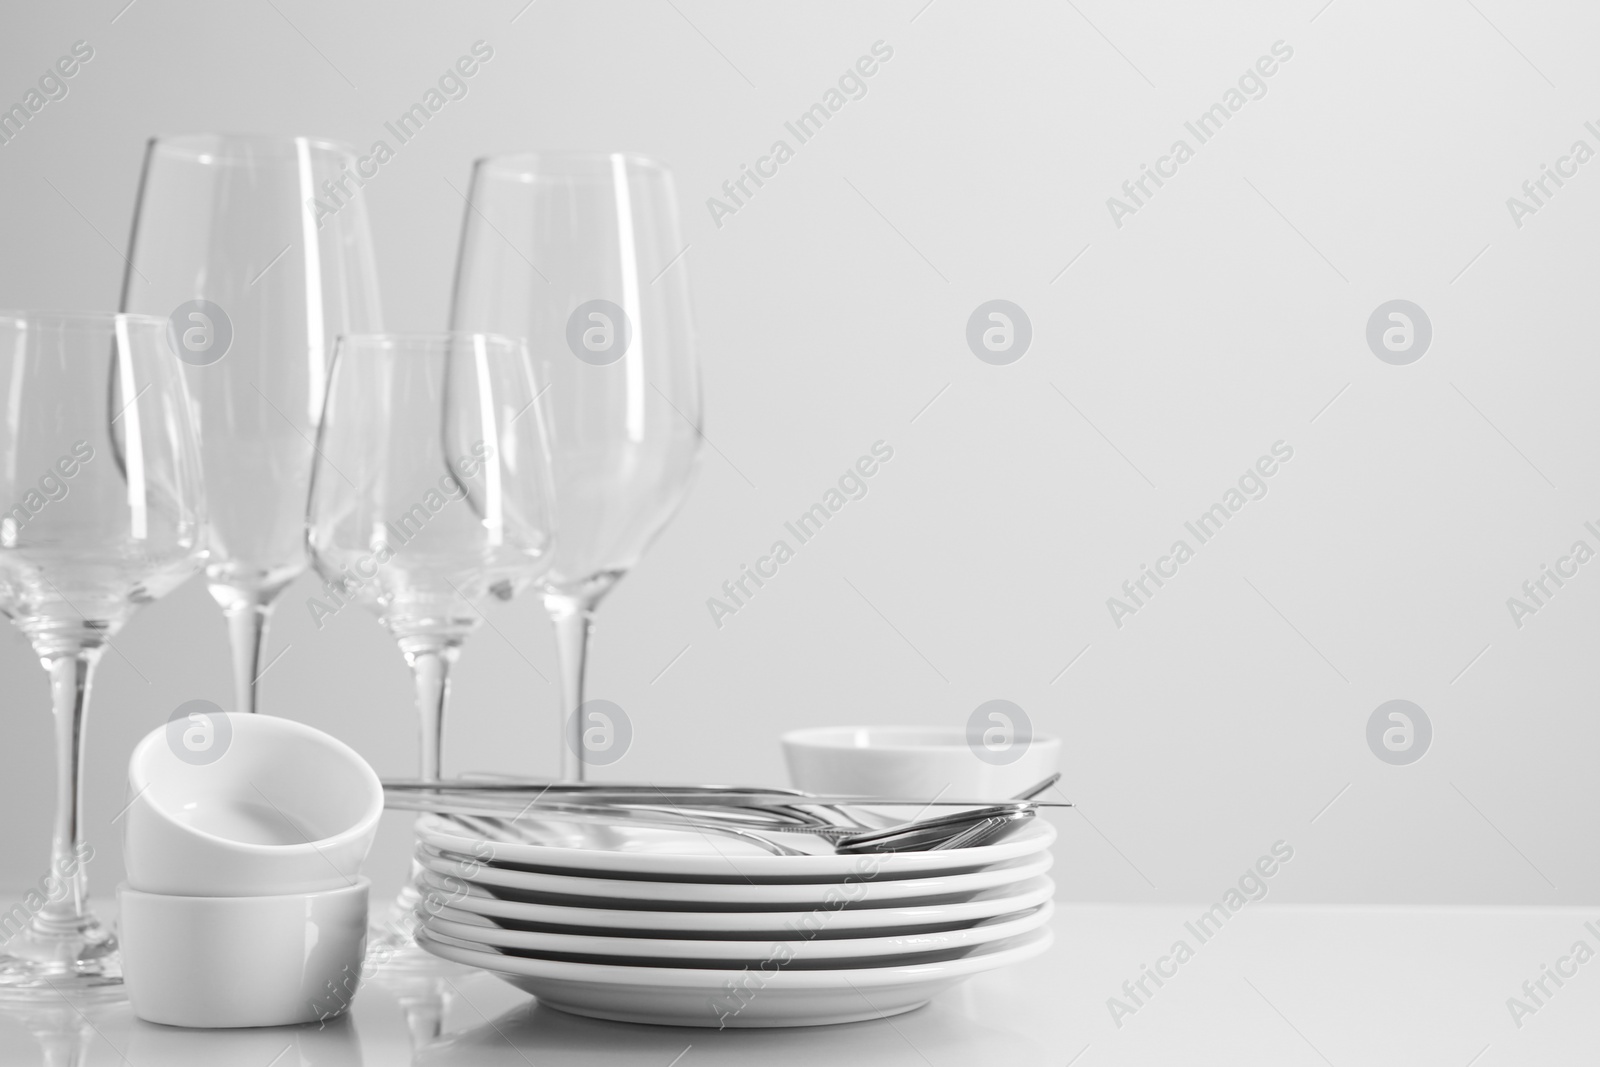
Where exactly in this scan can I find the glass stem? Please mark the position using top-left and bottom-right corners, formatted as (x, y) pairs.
(220, 587), (273, 715)
(35, 647), (99, 933)
(546, 594), (595, 782)
(399, 636), (461, 782)
(376, 633), (463, 958)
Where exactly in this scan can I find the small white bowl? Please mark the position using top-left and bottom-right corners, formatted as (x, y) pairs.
(118, 879), (369, 1028)
(123, 712), (382, 896)
(782, 726), (1061, 801)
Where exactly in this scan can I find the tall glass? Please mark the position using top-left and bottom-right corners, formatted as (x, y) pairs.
(449, 152), (702, 780)
(0, 312), (205, 996)
(306, 333), (555, 962)
(120, 133), (382, 715)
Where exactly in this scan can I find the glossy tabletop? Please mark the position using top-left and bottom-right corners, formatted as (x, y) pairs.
(0, 903), (1589, 1065)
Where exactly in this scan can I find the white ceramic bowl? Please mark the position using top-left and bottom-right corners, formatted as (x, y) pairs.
(782, 726), (1061, 801)
(118, 879), (370, 1028)
(123, 712), (382, 896)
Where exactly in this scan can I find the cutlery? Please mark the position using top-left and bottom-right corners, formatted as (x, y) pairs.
(445, 809), (812, 858)
(399, 795), (1039, 856)
(834, 805), (1037, 853)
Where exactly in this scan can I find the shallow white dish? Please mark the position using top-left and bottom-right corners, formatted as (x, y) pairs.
(416, 870), (1057, 935)
(416, 812), (1055, 882)
(416, 925), (1053, 1027)
(417, 845), (1052, 909)
(424, 899), (1053, 964)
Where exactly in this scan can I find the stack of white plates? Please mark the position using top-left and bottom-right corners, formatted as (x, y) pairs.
(410, 812), (1055, 1027)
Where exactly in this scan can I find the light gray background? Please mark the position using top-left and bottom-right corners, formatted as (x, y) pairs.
(0, 0), (1594, 908)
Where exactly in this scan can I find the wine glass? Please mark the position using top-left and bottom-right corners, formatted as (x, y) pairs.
(120, 133), (382, 715)
(0, 311), (205, 996)
(306, 332), (555, 962)
(449, 152), (702, 780)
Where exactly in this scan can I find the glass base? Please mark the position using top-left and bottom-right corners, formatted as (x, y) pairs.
(0, 996), (122, 1067)
(387, 976), (456, 1049)
(0, 913), (121, 1000)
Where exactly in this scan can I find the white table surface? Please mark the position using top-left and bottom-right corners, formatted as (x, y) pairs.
(0, 903), (1591, 1065)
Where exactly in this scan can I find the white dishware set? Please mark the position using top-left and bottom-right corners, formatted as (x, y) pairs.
(386, 733), (1063, 1028)
(116, 712), (382, 1027)
(0, 127), (1065, 1032)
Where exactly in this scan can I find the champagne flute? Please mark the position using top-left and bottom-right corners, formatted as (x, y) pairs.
(0, 311), (204, 996)
(306, 332), (555, 962)
(449, 152), (702, 780)
(120, 133), (382, 715)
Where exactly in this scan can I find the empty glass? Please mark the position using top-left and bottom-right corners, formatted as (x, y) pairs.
(306, 332), (555, 961)
(120, 133), (382, 715)
(0, 312), (205, 996)
(449, 152), (702, 780)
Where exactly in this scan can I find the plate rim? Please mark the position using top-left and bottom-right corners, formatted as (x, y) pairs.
(415, 923), (1055, 990)
(415, 847), (1054, 906)
(423, 899), (1055, 960)
(415, 870), (1057, 933)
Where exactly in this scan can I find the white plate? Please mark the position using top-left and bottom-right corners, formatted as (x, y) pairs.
(422, 899), (1054, 964)
(416, 846), (1052, 909)
(416, 813), (1054, 882)
(416, 925), (1053, 1027)
(416, 870), (1057, 935)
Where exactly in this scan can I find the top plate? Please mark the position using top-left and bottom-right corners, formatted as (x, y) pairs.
(415, 813), (1055, 882)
